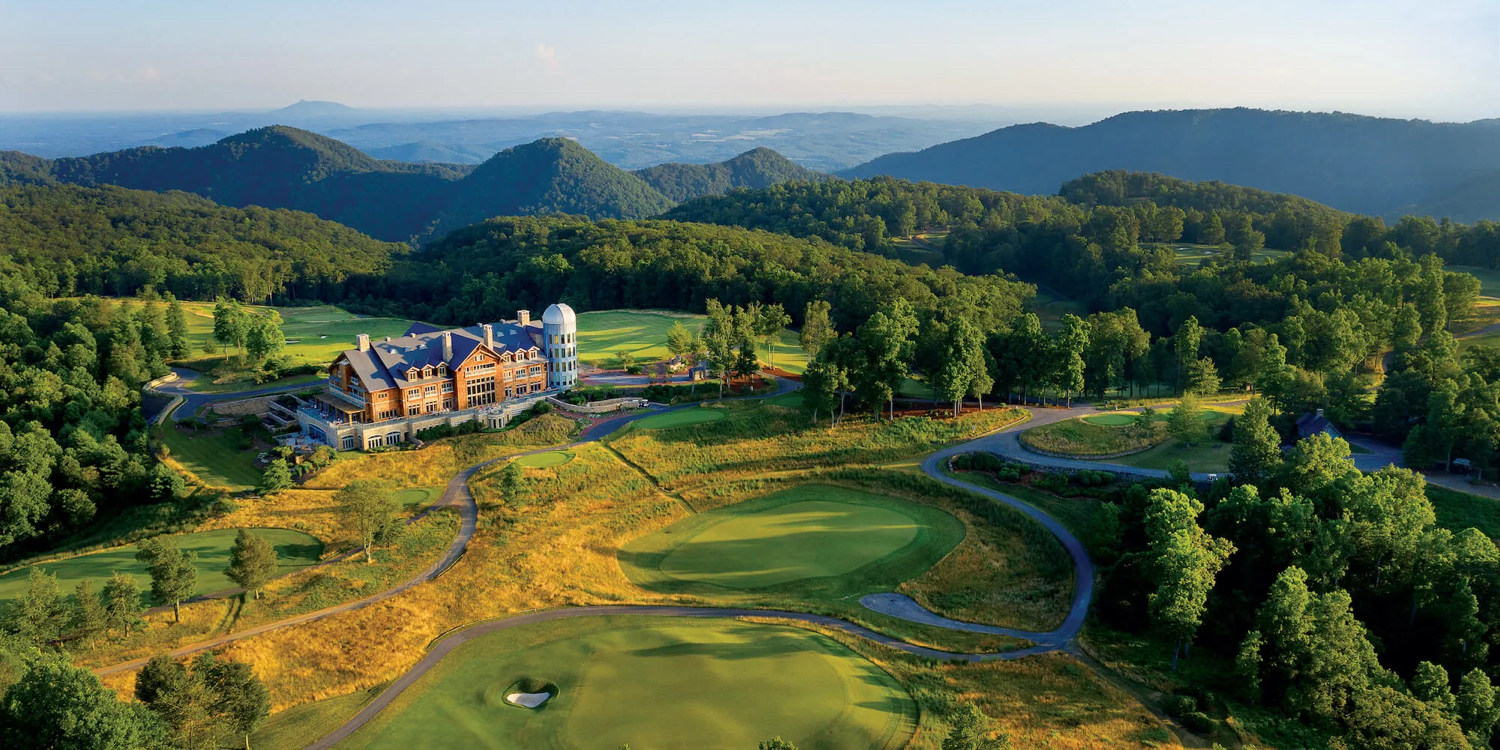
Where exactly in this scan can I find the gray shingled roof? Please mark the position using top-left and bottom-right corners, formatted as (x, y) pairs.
(337, 320), (543, 392)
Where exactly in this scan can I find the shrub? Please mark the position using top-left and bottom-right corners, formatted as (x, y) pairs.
(1165, 694), (1198, 717)
(1218, 416), (1236, 442)
(1181, 711), (1216, 734)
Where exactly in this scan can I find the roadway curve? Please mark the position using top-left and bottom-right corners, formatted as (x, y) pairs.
(150, 367), (320, 424)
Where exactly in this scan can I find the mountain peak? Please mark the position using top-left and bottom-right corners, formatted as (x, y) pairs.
(273, 100), (356, 115)
(635, 148), (826, 202)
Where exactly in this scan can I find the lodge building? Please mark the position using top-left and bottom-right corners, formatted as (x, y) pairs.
(295, 304), (579, 450)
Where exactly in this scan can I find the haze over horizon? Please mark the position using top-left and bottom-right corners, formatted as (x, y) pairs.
(2, 0), (1496, 122)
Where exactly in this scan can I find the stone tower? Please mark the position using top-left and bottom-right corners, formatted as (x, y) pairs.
(542, 303), (578, 390)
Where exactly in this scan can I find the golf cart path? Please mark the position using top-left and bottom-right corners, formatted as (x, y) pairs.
(150, 367), (321, 424)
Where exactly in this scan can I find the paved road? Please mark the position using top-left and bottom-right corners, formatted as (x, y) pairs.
(149, 367), (320, 424)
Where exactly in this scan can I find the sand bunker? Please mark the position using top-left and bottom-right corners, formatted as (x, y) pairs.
(505, 692), (551, 708)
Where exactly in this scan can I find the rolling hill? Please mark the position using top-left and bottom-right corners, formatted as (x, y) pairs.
(0, 128), (676, 243)
(634, 147), (827, 202)
(840, 108), (1500, 219)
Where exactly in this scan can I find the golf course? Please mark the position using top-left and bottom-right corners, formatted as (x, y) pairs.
(0, 528), (324, 606)
(515, 450), (575, 469)
(630, 406), (728, 430)
(620, 485), (965, 594)
(334, 616), (917, 750)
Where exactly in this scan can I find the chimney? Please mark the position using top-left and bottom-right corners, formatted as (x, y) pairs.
(1315, 408), (1324, 419)
(482, 324), (494, 350)
(356, 334), (370, 352)
(518, 309), (530, 327)
(442, 331), (453, 361)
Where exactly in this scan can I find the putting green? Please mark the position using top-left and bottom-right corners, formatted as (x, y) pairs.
(0, 528), (323, 607)
(394, 487), (439, 509)
(516, 451), (574, 469)
(632, 408), (727, 430)
(1083, 413), (1137, 426)
(622, 485), (963, 592)
(342, 616), (915, 750)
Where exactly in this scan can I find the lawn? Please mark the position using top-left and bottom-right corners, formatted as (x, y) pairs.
(1160, 243), (1290, 266)
(177, 302), (417, 368)
(1427, 485), (1500, 539)
(622, 485), (962, 592)
(393, 487), (439, 510)
(1449, 265), (1500, 297)
(1082, 413), (1138, 427)
(515, 450), (574, 469)
(631, 406), (728, 429)
(575, 309), (809, 373)
(1032, 284), (1087, 332)
(0, 528), (322, 607)
(335, 616), (916, 750)
(157, 419), (265, 492)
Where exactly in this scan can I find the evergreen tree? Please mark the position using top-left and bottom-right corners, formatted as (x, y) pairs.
(1230, 398), (1282, 484)
(1412, 661), (1458, 718)
(149, 462), (185, 502)
(71, 579), (105, 650)
(165, 294), (191, 358)
(499, 461), (524, 506)
(101, 572), (143, 639)
(258, 459), (293, 495)
(759, 738), (798, 750)
(5, 568), (67, 647)
(1458, 668), (1500, 743)
(942, 702), (1010, 749)
(226, 530), (279, 600)
(135, 536), (198, 623)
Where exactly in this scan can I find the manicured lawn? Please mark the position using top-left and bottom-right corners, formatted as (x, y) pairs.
(515, 450), (574, 469)
(0, 528), (323, 607)
(394, 487), (440, 509)
(1103, 408), (1236, 473)
(158, 420), (264, 491)
(1160, 243), (1290, 266)
(338, 616), (915, 750)
(1082, 413), (1137, 426)
(575, 310), (809, 373)
(621, 484), (963, 592)
(631, 407), (728, 430)
(176, 302), (416, 369)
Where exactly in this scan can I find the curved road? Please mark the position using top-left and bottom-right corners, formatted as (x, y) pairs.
(151, 367), (321, 424)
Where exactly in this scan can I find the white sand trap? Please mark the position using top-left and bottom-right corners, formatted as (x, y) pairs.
(506, 692), (551, 708)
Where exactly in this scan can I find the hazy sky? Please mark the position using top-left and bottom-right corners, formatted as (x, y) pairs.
(2, 0), (1496, 120)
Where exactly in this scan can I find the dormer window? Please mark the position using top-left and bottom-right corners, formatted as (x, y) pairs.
(407, 368), (418, 380)
(423, 366), (433, 378)
(438, 364), (447, 376)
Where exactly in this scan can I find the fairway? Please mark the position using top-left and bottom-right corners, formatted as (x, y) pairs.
(622, 485), (963, 592)
(515, 450), (574, 468)
(576, 310), (809, 373)
(0, 528), (323, 606)
(174, 301), (417, 369)
(631, 407), (727, 430)
(339, 616), (915, 750)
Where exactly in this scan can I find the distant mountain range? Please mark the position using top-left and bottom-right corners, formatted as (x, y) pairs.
(0, 103), (997, 172)
(0, 127), (825, 243)
(634, 148), (827, 202)
(839, 108), (1500, 221)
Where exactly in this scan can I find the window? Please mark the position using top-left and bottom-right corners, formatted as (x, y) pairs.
(406, 405), (420, 416)
(502, 368), (513, 382)
(424, 385), (437, 396)
(442, 398), (455, 410)
(468, 362), (495, 374)
(530, 366), (542, 376)
(466, 376), (496, 406)
(423, 366), (433, 378)
(387, 432), (402, 444)
(531, 382), (541, 393)
(407, 368), (418, 380)
(426, 402), (439, 413)
(407, 389), (419, 399)
(341, 436), (356, 451)
(505, 386), (513, 398)
(441, 382), (454, 393)
(476, 353), (487, 362)
(377, 409), (398, 420)
(438, 364), (447, 376)
(368, 435), (385, 448)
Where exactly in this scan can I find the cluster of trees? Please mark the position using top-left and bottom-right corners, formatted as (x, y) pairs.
(210, 298), (286, 363)
(0, 183), (402, 303)
(352, 216), (1033, 338)
(0, 641), (268, 750)
(1082, 401), (1500, 747)
(0, 280), (209, 558)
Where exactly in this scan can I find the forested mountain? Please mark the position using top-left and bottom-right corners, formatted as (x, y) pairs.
(0, 184), (403, 302)
(420, 138), (673, 241)
(0, 129), (675, 244)
(839, 108), (1500, 220)
(634, 148), (827, 202)
(1405, 169), (1500, 225)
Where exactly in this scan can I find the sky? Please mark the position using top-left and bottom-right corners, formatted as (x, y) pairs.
(1, 0), (1496, 121)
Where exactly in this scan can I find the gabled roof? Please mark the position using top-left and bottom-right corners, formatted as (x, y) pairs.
(338, 320), (544, 392)
(1295, 411), (1342, 439)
